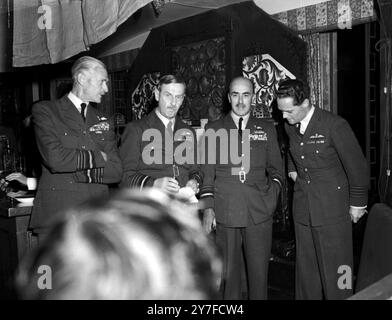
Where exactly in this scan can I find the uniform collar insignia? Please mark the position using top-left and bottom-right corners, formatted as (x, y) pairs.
(309, 133), (324, 139)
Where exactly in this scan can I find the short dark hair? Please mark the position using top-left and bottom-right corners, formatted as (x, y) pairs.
(16, 189), (221, 300)
(276, 79), (309, 106)
(157, 74), (186, 91)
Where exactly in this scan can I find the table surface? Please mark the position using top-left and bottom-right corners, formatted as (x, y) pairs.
(0, 198), (33, 218)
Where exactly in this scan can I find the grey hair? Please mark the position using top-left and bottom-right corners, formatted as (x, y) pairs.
(71, 56), (106, 82)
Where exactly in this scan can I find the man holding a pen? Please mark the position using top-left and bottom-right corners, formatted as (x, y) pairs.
(119, 74), (202, 195)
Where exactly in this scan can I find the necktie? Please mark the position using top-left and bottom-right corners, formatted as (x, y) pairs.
(80, 103), (87, 122)
(296, 122), (302, 136)
(167, 120), (173, 138)
(238, 117), (243, 137)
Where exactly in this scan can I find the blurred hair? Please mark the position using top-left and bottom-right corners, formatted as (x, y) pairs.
(157, 74), (186, 91)
(276, 79), (309, 106)
(71, 56), (107, 83)
(16, 189), (221, 300)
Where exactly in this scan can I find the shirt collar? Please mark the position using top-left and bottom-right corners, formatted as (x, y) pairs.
(299, 106), (315, 133)
(68, 92), (88, 112)
(230, 111), (250, 129)
(155, 109), (175, 129)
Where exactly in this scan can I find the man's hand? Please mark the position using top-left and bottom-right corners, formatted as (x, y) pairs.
(7, 190), (27, 198)
(203, 208), (216, 234)
(100, 151), (108, 162)
(153, 177), (180, 194)
(185, 179), (199, 194)
(288, 171), (298, 182)
(6, 172), (28, 186)
(350, 207), (367, 223)
(1, 172), (29, 192)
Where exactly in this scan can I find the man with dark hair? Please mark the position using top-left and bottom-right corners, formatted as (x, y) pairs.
(120, 74), (201, 196)
(32, 56), (122, 237)
(276, 78), (369, 299)
(200, 76), (283, 299)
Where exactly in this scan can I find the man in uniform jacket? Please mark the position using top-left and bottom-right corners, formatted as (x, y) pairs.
(32, 56), (122, 236)
(119, 75), (202, 195)
(276, 79), (369, 299)
(200, 77), (283, 299)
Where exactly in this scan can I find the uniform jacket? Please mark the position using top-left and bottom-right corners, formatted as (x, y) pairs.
(31, 96), (122, 229)
(119, 110), (202, 189)
(287, 107), (369, 226)
(200, 114), (283, 227)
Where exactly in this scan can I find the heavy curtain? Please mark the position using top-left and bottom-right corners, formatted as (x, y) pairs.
(378, 0), (392, 205)
(12, 0), (153, 67)
(301, 32), (336, 112)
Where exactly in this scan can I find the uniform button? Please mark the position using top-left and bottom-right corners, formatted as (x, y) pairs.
(307, 180), (310, 184)
(83, 131), (86, 134)
(82, 146), (86, 149)
(301, 155), (305, 159)
(242, 153), (245, 157)
(241, 140), (244, 144)
(316, 150), (319, 154)
(300, 142), (304, 146)
(304, 168), (308, 172)
(64, 132), (68, 136)
(51, 187), (55, 191)
(338, 186), (341, 190)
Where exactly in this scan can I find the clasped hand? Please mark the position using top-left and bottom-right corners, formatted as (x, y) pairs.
(350, 207), (367, 223)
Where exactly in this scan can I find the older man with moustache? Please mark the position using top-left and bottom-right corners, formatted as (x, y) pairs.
(31, 56), (122, 238)
(200, 77), (283, 299)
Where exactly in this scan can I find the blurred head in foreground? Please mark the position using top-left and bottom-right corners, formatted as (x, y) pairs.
(17, 189), (221, 300)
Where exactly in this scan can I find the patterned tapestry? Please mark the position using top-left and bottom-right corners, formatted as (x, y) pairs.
(273, 0), (375, 33)
(171, 37), (226, 122)
(242, 54), (295, 118)
(131, 72), (161, 120)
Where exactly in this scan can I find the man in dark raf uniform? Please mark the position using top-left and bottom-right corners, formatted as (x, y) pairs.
(32, 56), (122, 237)
(276, 79), (369, 300)
(200, 77), (283, 299)
(119, 75), (201, 195)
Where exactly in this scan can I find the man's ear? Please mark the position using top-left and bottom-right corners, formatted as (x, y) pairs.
(302, 98), (310, 108)
(228, 93), (232, 104)
(76, 72), (85, 86)
(154, 87), (160, 102)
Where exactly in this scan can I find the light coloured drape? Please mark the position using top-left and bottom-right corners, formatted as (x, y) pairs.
(13, 0), (153, 67)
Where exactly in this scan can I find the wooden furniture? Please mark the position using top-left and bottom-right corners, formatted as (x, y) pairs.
(0, 199), (33, 298)
(355, 203), (392, 292)
(349, 273), (392, 300)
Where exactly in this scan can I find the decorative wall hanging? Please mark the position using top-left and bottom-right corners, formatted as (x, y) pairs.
(242, 54), (295, 118)
(273, 0), (375, 33)
(171, 37), (226, 122)
(131, 72), (161, 120)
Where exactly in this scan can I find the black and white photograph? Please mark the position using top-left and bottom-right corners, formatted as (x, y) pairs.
(0, 0), (391, 307)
